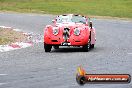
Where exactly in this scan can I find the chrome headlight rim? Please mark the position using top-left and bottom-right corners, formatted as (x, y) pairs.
(74, 27), (80, 36)
(53, 27), (59, 35)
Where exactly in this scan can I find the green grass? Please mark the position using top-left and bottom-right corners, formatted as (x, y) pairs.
(0, 28), (27, 45)
(0, 0), (132, 18)
(0, 37), (12, 45)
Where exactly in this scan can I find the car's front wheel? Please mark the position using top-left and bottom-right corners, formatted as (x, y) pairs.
(90, 44), (94, 48)
(53, 45), (59, 49)
(82, 39), (91, 52)
(44, 43), (52, 52)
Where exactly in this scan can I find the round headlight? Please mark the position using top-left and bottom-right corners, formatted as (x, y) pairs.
(74, 28), (80, 36)
(53, 28), (59, 35)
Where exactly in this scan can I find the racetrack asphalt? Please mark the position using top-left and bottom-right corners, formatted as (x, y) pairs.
(0, 12), (132, 88)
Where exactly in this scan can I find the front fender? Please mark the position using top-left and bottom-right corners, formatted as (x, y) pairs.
(44, 25), (53, 43)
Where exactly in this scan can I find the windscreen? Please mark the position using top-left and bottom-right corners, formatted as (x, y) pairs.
(56, 15), (86, 24)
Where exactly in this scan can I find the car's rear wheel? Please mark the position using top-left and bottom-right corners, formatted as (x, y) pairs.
(82, 39), (91, 52)
(44, 43), (52, 52)
(53, 45), (59, 49)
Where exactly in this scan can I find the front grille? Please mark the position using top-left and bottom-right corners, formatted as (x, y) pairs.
(63, 27), (70, 42)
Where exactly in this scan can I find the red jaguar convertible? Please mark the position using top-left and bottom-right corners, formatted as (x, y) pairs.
(44, 14), (96, 52)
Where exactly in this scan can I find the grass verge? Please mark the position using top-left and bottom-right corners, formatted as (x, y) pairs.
(0, 28), (27, 45)
(0, 0), (132, 18)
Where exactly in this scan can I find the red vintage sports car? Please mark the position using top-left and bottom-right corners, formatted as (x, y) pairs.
(44, 14), (96, 52)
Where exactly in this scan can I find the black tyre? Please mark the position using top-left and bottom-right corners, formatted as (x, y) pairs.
(53, 45), (59, 49)
(44, 43), (52, 52)
(82, 39), (91, 52)
(90, 44), (94, 48)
